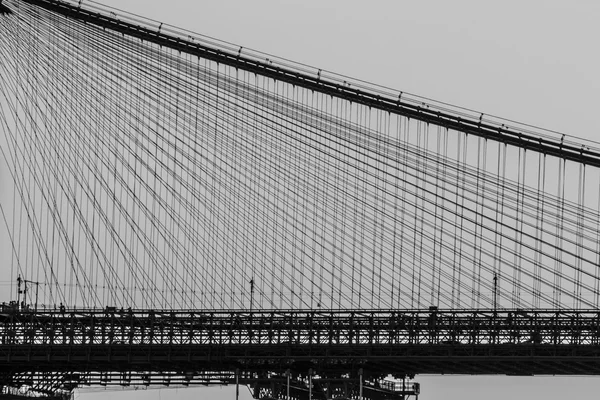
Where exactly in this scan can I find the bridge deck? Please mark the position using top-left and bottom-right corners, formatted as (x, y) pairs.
(2, 308), (600, 377)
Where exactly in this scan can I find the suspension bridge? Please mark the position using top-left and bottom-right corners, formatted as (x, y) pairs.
(1, 0), (600, 399)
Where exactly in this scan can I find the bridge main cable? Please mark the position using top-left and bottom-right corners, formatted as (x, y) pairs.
(18, 0), (600, 167)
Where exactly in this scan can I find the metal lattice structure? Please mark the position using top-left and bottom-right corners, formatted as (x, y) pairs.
(3, 308), (600, 376)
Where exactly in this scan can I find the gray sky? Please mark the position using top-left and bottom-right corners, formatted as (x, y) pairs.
(98, 0), (600, 140)
(19, 0), (600, 398)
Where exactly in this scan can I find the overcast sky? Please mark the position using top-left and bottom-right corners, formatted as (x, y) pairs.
(30, 0), (600, 398)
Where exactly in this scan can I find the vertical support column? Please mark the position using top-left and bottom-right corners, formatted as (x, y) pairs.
(16, 276), (22, 309)
(493, 273), (498, 313)
(236, 368), (240, 400)
(250, 279), (255, 313)
(359, 368), (363, 400)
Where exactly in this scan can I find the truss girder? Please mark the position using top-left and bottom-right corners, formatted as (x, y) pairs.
(2, 309), (600, 376)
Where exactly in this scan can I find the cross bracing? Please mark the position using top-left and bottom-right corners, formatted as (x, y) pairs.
(4, 309), (600, 376)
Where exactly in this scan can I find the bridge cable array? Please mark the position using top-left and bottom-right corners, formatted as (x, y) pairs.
(1, 0), (600, 310)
